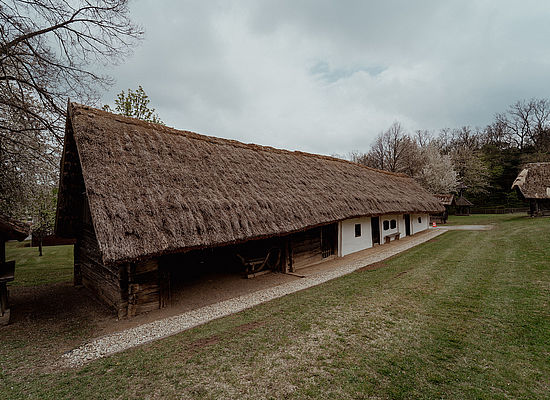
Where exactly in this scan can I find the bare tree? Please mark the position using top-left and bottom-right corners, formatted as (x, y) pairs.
(0, 0), (143, 216)
(413, 129), (433, 148)
(492, 98), (550, 151)
(495, 100), (534, 150)
(364, 122), (419, 173)
(530, 98), (550, 151)
(482, 119), (508, 148)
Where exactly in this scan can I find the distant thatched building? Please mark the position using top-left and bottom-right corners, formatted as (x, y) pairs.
(454, 195), (473, 216)
(432, 194), (454, 223)
(512, 162), (550, 216)
(431, 193), (473, 223)
(56, 104), (443, 317)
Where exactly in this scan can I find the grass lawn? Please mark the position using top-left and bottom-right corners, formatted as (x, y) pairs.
(1, 214), (549, 399)
(445, 213), (524, 226)
(5, 241), (73, 286)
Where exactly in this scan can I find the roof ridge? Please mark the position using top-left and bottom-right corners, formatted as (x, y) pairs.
(69, 102), (409, 179)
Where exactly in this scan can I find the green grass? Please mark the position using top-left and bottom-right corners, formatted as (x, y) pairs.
(445, 213), (523, 225)
(5, 241), (73, 286)
(1, 214), (549, 399)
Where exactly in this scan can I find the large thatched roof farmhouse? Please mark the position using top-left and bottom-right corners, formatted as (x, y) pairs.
(512, 162), (550, 216)
(56, 103), (443, 317)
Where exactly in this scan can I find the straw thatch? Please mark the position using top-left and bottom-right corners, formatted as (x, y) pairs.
(0, 214), (29, 241)
(454, 196), (473, 207)
(56, 103), (444, 265)
(512, 162), (550, 199)
(434, 194), (454, 206)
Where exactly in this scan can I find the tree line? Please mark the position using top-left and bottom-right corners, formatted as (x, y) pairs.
(348, 98), (550, 207)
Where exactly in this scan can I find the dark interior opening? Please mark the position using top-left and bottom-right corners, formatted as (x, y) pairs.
(371, 217), (380, 245)
(405, 214), (411, 236)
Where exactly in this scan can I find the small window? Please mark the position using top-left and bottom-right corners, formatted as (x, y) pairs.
(418, 217), (422, 224)
(390, 219), (396, 229)
(354, 223), (361, 237)
(383, 220), (389, 230)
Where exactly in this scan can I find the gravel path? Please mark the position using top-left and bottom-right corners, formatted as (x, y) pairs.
(433, 225), (494, 231)
(60, 229), (446, 367)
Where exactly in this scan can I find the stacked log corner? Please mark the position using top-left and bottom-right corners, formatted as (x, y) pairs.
(127, 260), (161, 317)
(78, 226), (168, 318)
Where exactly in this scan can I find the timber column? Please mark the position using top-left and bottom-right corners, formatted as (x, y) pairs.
(0, 236), (15, 326)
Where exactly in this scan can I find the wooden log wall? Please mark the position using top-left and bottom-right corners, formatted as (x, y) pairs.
(78, 222), (128, 318)
(290, 227), (323, 271)
(127, 259), (160, 317)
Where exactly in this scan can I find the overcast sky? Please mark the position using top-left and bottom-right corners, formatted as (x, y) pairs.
(101, 0), (550, 155)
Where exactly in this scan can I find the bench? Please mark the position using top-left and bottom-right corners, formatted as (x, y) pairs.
(384, 232), (401, 244)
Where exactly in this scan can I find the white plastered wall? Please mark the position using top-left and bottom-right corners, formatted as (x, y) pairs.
(411, 213), (429, 234)
(339, 217), (372, 257)
(380, 214), (401, 242)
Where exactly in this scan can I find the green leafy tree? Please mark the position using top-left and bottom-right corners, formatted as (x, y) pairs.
(104, 86), (163, 124)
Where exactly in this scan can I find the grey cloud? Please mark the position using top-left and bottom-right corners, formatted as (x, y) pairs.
(99, 0), (550, 155)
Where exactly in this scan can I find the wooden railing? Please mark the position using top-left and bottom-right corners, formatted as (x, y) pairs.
(470, 207), (529, 214)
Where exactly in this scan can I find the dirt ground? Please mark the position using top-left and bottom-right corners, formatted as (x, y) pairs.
(2, 269), (302, 372)
(2, 232), (433, 372)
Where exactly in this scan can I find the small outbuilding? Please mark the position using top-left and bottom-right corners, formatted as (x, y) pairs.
(56, 104), (444, 317)
(0, 214), (29, 325)
(454, 195), (473, 216)
(431, 194), (454, 224)
(512, 162), (550, 216)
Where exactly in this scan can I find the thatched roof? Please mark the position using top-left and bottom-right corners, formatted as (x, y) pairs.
(56, 103), (444, 265)
(454, 195), (473, 207)
(0, 214), (29, 241)
(434, 194), (454, 206)
(512, 162), (550, 199)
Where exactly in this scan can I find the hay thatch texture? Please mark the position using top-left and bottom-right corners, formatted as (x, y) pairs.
(512, 162), (550, 199)
(454, 196), (473, 206)
(434, 194), (454, 206)
(0, 214), (29, 241)
(57, 103), (443, 265)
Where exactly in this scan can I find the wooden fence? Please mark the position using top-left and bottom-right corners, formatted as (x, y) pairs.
(470, 207), (529, 214)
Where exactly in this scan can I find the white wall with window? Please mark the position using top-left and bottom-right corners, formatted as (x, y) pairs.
(411, 213), (429, 234)
(380, 214), (401, 242)
(339, 217), (372, 256)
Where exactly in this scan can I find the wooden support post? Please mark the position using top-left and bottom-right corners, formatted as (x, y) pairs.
(159, 263), (171, 309)
(286, 237), (293, 273)
(73, 240), (82, 286)
(0, 238), (11, 326)
(0, 282), (9, 326)
(0, 237), (5, 265)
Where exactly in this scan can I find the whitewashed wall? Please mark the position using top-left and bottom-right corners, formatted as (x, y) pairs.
(339, 217), (372, 257)
(380, 214), (401, 242)
(411, 213), (429, 234)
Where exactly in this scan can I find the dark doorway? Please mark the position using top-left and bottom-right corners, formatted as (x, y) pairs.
(404, 214), (411, 236)
(371, 217), (380, 245)
(321, 223), (337, 258)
